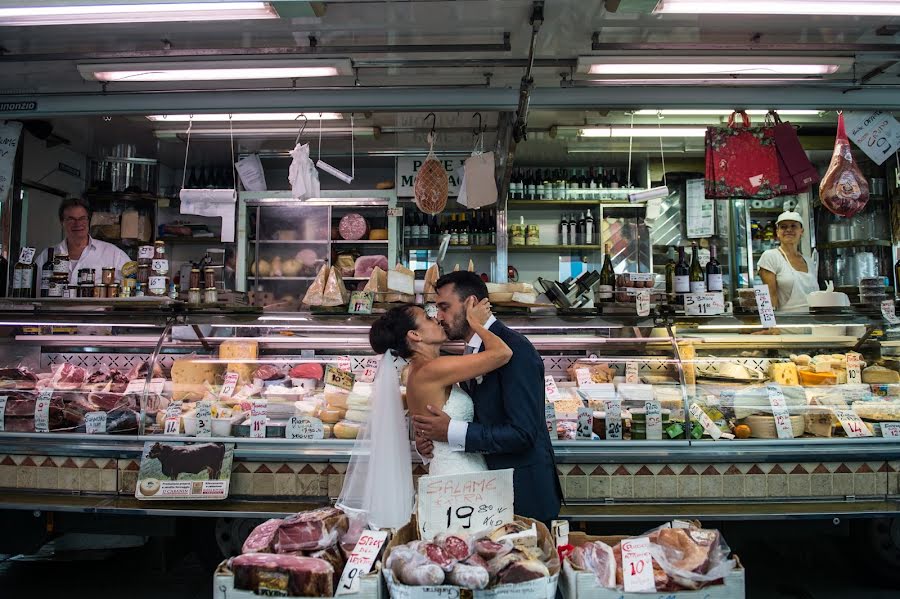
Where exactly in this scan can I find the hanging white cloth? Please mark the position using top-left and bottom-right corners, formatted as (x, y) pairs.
(179, 188), (238, 242)
(288, 143), (320, 200)
(463, 151), (497, 208)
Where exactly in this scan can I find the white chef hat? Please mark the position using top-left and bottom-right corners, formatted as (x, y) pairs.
(776, 211), (804, 226)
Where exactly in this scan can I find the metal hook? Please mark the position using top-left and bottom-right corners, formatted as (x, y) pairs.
(424, 112), (437, 136)
(294, 114), (308, 145)
(472, 112), (484, 137)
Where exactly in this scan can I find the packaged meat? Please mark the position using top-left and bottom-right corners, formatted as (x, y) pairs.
(570, 540), (616, 588)
(819, 112), (870, 217)
(354, 255), (389, 279)
(273, 507), (349, 553)
(306, 544), (346, 592)
(243, 518), (283, 553)
(388, 545), (446, 586)
(447, 563), (490, 590)
(254, 364), (282, 381)
(338, 213), (369, 241)
(51, 363), (89, 390)
(0, 367), (38, 390)
(302, 264), (330, 306)
(4, 392), (37, 416)
(230, 553), (334, 597)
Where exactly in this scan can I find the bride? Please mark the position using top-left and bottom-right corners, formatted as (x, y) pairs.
(337, 297), (511, 529)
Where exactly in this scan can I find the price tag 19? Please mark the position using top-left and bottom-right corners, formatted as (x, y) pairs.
(544, 375), (562, 401)
(765, 383), (793, 439)
(636, 289), (651, 317)
(577, 406), (594, 440)
(846, 353), (863, 385)
(18, 247), (36, 265)
(417, 469), (514, 539)
(196, 401), (212, 437)
(84, 411), (107, 434)
(753, 285), (777, 329)
(621, 537), (655, 593)
(625, 362), (640, 384)
(689, 403), (723, 440)
(34, 389), (53, 433)
(0, 395), (6, 432)
(335, 530), (389, 596)
(881, 422), (900, 438)
(834, 409), (873, 438)
(219, 371), (239, 398)
(287, 416), (324, 440)
(685, 292), (725, 316)
(882, 300), (900, 325)
(164, 401), (182, 435)
(644, 400), (663, 440)
(250, 399), (268, 438)
(603, 400), (623, 440)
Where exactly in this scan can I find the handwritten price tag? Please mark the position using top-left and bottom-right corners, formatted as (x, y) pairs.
(625, 362), (640, 384)
(287, 416), (324, 440)
(164, 401), (182, 435)
(621, 537), (655, 593)
(846, 353), (863, 385)
(765, 384), (794, 439)
(34, 389), (53, 433)
(834, 409), (873, 438)
(754, 285), (777, 329)
(882, 300), (900, 325)
(685, 292), (725, 316)
(577, 406), (594, 440)
(337, 355), (353, 373)
(250, 399), (268, 438)
(545, 403), (557, 439)
(325, 365), (355, 392)
(219, 371), (239, 398)
(84, 411), (107, 434)
(138, 246), (155, 259)
(417, 469), (514, 540)
(151, 259), (169, 273)
(335, 530), (388, 596)
(689, 402), (723, 440)
(575, 368), (592, 387)
(635, 289), (651, 317)
(544, 375), (562, 401)
(196, 401), (212, 437)
(0, 395), (6, 432)
(358, 367), (377, 384)
(18, 247), (35, 265)
(603, 400), (622, 440)
(645, 400), (663, 440)
(881, 422), (900, 438)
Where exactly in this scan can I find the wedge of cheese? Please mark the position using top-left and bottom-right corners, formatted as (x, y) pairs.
(511, 291), (537, 304)
(363, 266), (387, 293)
(387, 263), (415, 296)
(797, 368), (838, 386)
(321, 267), (349, 307)
(423, 264), (440, 299)
(302, 263), (330, 306)
(219, 340), (259, 384)
(467, 259), (475, 272)
(769, 362), (800, 386)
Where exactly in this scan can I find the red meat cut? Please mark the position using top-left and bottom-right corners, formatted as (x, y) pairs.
(819, 112), (869, 217)
(273, 507), (349, 553)
(51, 363), (89, 390)
(243, 518), (283, 553)
(230, 553), (334, 597)
(254, 364), (282, 381)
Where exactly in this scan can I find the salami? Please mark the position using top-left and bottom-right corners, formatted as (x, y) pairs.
(338, 213), (368, 240)
(440, 535), (472, 561)
(421, 542), (456, 571)
(447, 563), (490, 590)
(475, 538), (512, 560)
(414, 153), (449, 215)
(819, 112), (869, 217)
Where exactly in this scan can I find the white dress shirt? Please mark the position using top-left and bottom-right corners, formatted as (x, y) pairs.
(37, 237), (131, 286)
(447, 314), (497, 451)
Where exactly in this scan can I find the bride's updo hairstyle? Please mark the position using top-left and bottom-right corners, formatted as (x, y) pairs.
(369, 304), (419, 358)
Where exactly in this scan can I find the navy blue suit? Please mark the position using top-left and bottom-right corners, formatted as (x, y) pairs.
(463, 320), (563, 524)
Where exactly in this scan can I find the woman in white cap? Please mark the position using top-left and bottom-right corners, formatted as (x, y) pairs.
(757, 211), (819, 313)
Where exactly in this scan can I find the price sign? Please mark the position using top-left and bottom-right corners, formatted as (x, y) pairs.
(337, 355), (353, 373)
(34, 389), (53, 433)
(846, 353), (863, 385)
(151, 259), (169, 273)
(250, 399), (268, 438)
(149, 276), (167, 294)
(881, 422), (900, 438)
(577, 406), (594, 440)
(164, 402), (182, 435)
(753, 285), (777, 329)
(324, 365), (355, 392)
(685, 292), (725, 316)
(844, 110), (900, 165)
(387, 207), (404, 218)
(138, 246), (155, 259)
(545, 403), (557, 438)
(765, 384), (794, 439)
(621, 537), (655, 593)
(834, 409), (873, 438)
(364, 357), (380, 370)
(883, 300), (900, 325)
(645, 400), (663, 440)
(636, 289), (651, 317)
(196, 401), (212, 437)
(219, 371), (239, 398)
(335, 530), (389, 596)
(417, 469), (514, 540)
(689, 402), (723, 440)
(348, 291), (375, 315)
(84, 411), (107, 434)
(18, 247), (35, 265)
(0, 395), (6, 432)
(625, 362), (640, 384)
(286, 416), (324, 440)
(544, 375), (562, 401)
(603, 400), (622, 440)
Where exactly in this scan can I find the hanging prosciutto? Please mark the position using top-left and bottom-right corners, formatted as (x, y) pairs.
(819, 112), (869, 217)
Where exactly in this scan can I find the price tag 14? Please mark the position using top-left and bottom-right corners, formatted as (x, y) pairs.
(544, 375), (562, 401)
(765, 384), (793, 439)
(219, 371), (239, 398)
(834, 409), (873, 438)
(644, 400), (663, 440)
(84, 411), (107, 434)
(689, 403), (723, 440)
(18, 247), (36, 265)
(287, 416), (324, 440)
(753, 285), (777, 329)
(34, 389), (53, 433)
(604, 400), (623, 440)
(846, 353), (863, 385)
(636, 289), (651, 317)
(164, 401), (182, 435)
(335, 530), (388, 596)
(0, 395), (6, 432)
(196, 401), (212, 437)
(250, 399), (268, 438)
(576, 406), (594, 440)
(881, 422), (900, 438)
(621, 537), (655, 593)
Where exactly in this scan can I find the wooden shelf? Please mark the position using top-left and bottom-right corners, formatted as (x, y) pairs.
(818, 239), (892, 250)
(748, 208), (784, 215)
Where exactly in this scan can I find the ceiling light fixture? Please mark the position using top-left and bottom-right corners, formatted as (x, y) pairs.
(632, 109), (821, 116)
(147, 113), (343, 122)
(654, 0), (900, 16)
(79, 59), (351, 82)
(576, 57), (847, 78)
(154, 126), (378, 140)
(579, 127), (708, 138)
(0, 2), (279, 26)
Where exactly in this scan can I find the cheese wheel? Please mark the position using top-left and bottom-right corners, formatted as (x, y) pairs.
(798, 368), (838, 386)
(324, 390), (349, 409)
(317, 406), (346, 424)
(369, 229), (388, 240)
(322, 424), (334, 439)
(334, 421), (361, 439)
(345, 409), (370, 423)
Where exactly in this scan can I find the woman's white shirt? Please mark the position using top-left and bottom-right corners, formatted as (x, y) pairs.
(757, 247), (819, 313)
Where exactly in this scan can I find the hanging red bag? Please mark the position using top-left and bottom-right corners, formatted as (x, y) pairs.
(819, 112), (869, 217)
(767, 110), (820, 195)
(705, 111), (782, 199)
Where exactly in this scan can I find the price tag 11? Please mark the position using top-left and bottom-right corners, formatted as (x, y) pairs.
(250, 399), (268, 438)
(689, 402), (723, 440)
(882, 300), (900, 325)
(846, 353), (863, 385)
(765, 384), (793, 439)
(34, 389), (53, 433)
(625, 362), (640, 384)
(335, 530), (389, 596)
(881, 422), (900, 438)
(196, 401), (212, 437)
(621, 537), (655, 593)
(0, 395), (6, 432)
(544, 375), (562, 401)
(753, 285), (777, 329)
(834, 409), (873, 438)
(603, 400), (623, 440)
(287, 416), (324, 440)
(636, 289), (651, 317)
(18, 247), (35, 265)
(84, 411), (107, 434)
(644, 400), (663, 440)
(545, 403), (557, 439)
(685, 292), (725, 316)
(219, 371), (239, 399)
(576, 406), (594, 440)
(164, 401), (182, 435)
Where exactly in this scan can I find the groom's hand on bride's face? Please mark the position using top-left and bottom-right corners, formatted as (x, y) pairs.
(413, 405), (450, 442)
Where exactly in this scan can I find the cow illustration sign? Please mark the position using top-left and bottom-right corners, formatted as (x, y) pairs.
(135, 441), (234, 500)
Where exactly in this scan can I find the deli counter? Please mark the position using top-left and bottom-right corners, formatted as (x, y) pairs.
(0, 303), (899, 524)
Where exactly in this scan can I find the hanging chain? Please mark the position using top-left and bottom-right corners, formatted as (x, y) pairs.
(180, 116), (193, 189)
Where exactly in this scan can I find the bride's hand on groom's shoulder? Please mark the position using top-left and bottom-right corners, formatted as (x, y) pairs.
(466, 297), (492, 327)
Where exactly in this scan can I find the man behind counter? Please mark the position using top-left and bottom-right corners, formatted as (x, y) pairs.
(36, 197), (130, 287)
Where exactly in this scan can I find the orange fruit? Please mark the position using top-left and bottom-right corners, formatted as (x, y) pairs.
(733, 424), (751, 439)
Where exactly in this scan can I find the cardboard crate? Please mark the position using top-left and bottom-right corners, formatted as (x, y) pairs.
(559, 532), (745, 599)
(213, 559), (385, 599)
(383, 516), (559, 599)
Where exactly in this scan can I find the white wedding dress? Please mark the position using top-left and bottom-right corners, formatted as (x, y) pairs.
(428, 385), (488, 476)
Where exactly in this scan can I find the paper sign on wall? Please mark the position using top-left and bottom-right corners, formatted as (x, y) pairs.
(844, 111), (900, 166)
(335, 530), (388, 596)
(621, 537), (656, 593)
(417, 469), (514, 540)
(686, 179), (715, 238)
(754, 285), (777, 329)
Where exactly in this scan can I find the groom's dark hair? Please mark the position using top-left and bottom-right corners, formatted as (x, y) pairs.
(434, 271), (488, 302)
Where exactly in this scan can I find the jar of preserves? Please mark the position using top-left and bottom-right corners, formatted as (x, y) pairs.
(48, 272), (67, 297)
(189, 266), (201, 290)
(101, 267), (115, 286)
(53, 254), (69, 275)
(93, 284), (105, 298)
(77, 268), (94, 285)
(188, 288), (202, 305)
(204, 287), (218, 304)
(108, 283), (119, 298)
(137, 264), (150, 286)
(203, 266), (216, 289)
(148, 275), (167, 297)
(79, 284), (94, 298)
(66, 285), (79, 299)
(137, 245), (154, 266)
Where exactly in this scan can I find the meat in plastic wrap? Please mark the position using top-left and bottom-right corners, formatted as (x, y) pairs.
(570, 539), (616, 588)
(243, 518), (283, 553)
(230, 553), (333, 597)
(819, 112), (869, 217)
(302, 263), (330, 306)
(273, 507), (349, 553)
(354, 255), (389, 279)
(321, 267), (349, 307)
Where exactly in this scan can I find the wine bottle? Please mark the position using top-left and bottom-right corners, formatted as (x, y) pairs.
(597, 244), (615, 302)
(560, 214), (569, 245)
(459, 213), (469, 246)
(508, 170), (518, 200)
(664, 246), (676, 299)
(674, 246), (690, 300)
(39, 248), (54, 298)
(577, 212), (586, 245)
(525, 170), (535, 200)
(568, 210), (578, 246)
(706, 243), (723, 292)
(609, 169), (620, 189)
(689, 241), (706, 293)
(489, 210), (497, 245)
(585, 209), (594, 245)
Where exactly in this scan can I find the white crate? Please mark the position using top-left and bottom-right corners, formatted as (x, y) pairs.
(214, 559), (385, 599)
(385, 569), (558, 599)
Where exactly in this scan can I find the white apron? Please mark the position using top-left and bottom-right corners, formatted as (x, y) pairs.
(777, 247), (819, 313)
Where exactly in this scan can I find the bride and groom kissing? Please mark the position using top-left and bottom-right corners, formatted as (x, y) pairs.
(338, 271), (562, 530)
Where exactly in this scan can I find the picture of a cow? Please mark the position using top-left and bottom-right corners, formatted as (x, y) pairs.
(147, 442), (226, 479)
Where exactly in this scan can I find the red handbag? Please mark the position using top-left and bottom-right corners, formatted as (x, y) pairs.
(705, 111), (782, 199)
(767, 110), (820, 195)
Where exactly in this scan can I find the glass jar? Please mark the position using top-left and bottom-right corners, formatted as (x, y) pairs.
(53, 254), (69, 275)
(189, 267), (201, 290)
(188, 288), (202, 305)
(48, 272), (67, 297)
(93, 284), (105, 298)
(138, 245), (155, 266)
(101, 267), (115, 285)
(108, 283), (119, 298)
(137, 264), (150, 286)
(204, 287), (218, 304)
(79, 284), (94, 298)
(203, 266), (216, 289)
(148, 275), (167, 297)
(78, 268), (94, 285)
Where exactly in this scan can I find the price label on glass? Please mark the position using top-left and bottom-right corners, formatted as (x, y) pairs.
(358, 367), (377, 384)
(196, 401), (212, 437)
(250, 399), (268, 438)
(545, 403), (557, 438)
(325, 365), (355, 392)
(621, 537), (655, 593)
(576, 406), (594, 440)
(18, 247), (36, 265)
(765, 384), (793, 439)
(138, 246), (155, 259)
(685, 292), (725, 316)
(603, 400), (622, 440)
(164, 402), (182, 435)
(753, 285), (777, 329)
(335, 530), (389, 596)
(34, 389), (53, 432)
(337, 355), (353, 373)
(834, 409), (873, 438)
(882, 300), (900, 325)
(645, 400), (663, 440)
(219, 371), (239, 398)
(689, 402), (723, 440)
(881, 422), (900, 438)
(0, 395), (7, 432)
(846, 353), (863, 385)
(544, 375), (562, 401)
(84, 411), (107, 434)
(151, 259), (169, 273)
(636, 289), (651, 317)
(287, 416), (324, 440)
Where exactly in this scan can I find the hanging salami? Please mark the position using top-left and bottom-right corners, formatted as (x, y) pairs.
(819, 112), (869, 218)
(414, 131), (449, 215)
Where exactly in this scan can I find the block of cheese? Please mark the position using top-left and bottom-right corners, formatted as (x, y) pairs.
(678, 342), (696, 387)
(387, 264), (415, 295)
(302, 263), (330, 306)
(769, 362), (800, 386)
(511, 291), (537, 304)
(486, 283), (505, 294)
(363, 266), (387, 293)
(220, 340), (259, 384)
(489, 292), (514, 302)
(862, 365), (900, 384)
(171, 358), (222, 401)
(423, 264), (440, 299)
(467, 259), (475, 272)
(797, 368), (838, 386)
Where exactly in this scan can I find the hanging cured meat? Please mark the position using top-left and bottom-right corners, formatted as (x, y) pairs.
(414, 131), (449, 215)
(819, 112), (869, 217)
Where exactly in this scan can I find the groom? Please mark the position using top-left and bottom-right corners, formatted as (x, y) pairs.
(413, 271), (563, 526)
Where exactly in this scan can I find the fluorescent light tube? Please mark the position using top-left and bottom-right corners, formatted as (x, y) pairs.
(633, 109), (821, 116)
(654, 0), (900, 16)
(580, 127), (708, 138)
(316, 160), (353, 184)
(629, 186), (670, 203)
(147, 113), (343, 122)
(79, 59), (351, 82)
(588, 63), (838, 76)
(0, 2), (278, 26)
(154, 127), (376, 139)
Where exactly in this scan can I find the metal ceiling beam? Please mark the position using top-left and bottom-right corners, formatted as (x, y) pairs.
(590, 38), (900, 55)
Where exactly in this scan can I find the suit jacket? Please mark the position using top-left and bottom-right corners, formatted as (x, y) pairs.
(464, 320), (563, 524)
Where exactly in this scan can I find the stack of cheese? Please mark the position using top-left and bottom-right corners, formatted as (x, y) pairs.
(302, 264), (350, 307)
(220, 340), (260, 384)
(316, 385), (349, 431)
(334, 381), (373, 439)
(171, 355), (222, 402)
(423, 264), (440, 302)
(486, 282), (538, 305)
